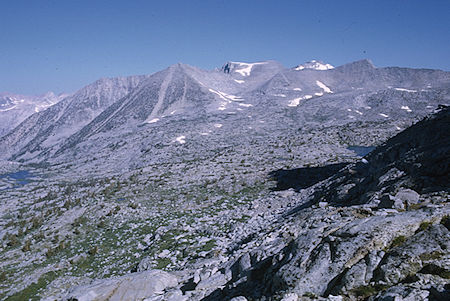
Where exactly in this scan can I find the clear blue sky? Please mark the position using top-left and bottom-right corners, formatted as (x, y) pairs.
(1, 0), (449, 95)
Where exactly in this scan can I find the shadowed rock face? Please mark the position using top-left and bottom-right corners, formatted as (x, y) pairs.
(310, 106), (450, 207)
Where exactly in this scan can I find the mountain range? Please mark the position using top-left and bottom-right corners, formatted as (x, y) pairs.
(0, 59), (449, 300)
(1, 59), (449, 168)
(0, 92), (68, 138)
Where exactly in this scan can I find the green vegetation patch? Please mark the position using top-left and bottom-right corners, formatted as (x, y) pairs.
(350, 284), (387, 298)
(7, 271), (59, 301)
(390, 235), (407, 248)
(416, 221), (432, 233)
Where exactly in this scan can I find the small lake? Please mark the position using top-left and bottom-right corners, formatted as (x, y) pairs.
(347, 145), (376, 157)
(0, 170), (35, 190)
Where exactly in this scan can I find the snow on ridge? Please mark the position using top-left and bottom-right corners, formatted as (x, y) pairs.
(146, 118), (160, 124)
(34, 101), (56, 113)
(395, 88), (417, 93)
(0, 105), (17, 112)
(401, 106), (412, 112)
(288, 95), (312, 107)
(294, 60), (334, 71)
(209, 88), (243, 101)
(231, 62), (268, 76)
(234, 79), (245, 84)
(316, 81), (333, 93)
(379, 113), (389, 118)
(218, 103), (227, 111)
(175, 136), (186, 144)
(209, 88), (246, 111)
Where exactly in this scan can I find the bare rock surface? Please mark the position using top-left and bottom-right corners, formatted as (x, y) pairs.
(64, 270), (178, 301)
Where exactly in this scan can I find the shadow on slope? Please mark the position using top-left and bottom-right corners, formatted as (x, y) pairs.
(201, 241), (297, 301)
(285, 105), (450, 213)
(268, 163), (349, 191)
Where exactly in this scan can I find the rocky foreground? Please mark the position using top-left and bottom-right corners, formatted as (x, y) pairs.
(53, 108), (449, 300)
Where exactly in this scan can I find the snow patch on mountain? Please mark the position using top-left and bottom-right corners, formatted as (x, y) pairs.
(0, 105), (17, 112)
(288, 95), (313, 107)
(401, 106), (412, 112)
(175, 136), (186, 144)
(238, 103), (253, 107)
(316, 80), (333, 93)
(231, 62), (268, 76)
(208, 89), (243, 101)
(294, 60), (334, 71)
(146, 118), (160, 124)
(395, 88), (417, 93)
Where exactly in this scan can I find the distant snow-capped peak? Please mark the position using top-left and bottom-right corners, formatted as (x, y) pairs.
(294, 60), (334, 71)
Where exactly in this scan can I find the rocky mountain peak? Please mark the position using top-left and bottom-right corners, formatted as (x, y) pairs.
(294, 59), (334, 71)
(336, 58), (376, 71)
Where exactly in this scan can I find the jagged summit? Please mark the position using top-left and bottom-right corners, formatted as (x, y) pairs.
(294, 60), (334, 71)
(335, 58), (376, 71)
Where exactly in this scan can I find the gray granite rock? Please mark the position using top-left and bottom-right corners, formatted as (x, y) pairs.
(66, 270), (178, 301)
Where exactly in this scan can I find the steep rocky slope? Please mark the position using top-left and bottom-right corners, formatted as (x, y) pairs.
(57, 108), (449, 301)
(0, 76), (148, 160)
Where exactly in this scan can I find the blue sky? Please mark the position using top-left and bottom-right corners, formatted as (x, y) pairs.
(1, 0), (449, 94)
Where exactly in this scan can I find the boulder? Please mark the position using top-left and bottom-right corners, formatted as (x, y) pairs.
(196, 272), (227, 290)
(395, 188), (420, 205)
(66, 270), (178, 301)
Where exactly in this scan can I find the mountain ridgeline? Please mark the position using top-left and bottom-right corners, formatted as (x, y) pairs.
(0, 92), (68, 138)
(1, 59), (449, 167)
